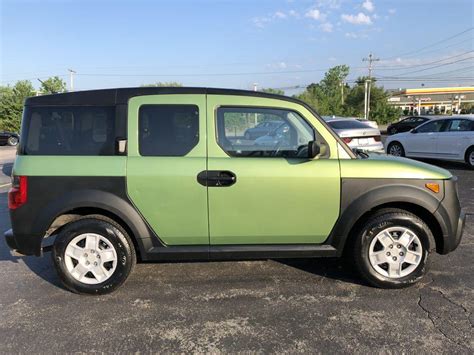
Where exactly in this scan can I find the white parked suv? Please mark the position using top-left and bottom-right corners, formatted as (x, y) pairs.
(385, 116), (474, 168)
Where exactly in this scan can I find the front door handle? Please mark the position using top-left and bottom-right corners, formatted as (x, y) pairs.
(197, 170), (237, 187)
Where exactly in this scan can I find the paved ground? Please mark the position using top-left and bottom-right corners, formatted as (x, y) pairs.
(0, 145), (472, 353)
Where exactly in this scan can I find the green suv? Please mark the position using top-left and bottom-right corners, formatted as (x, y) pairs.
(4, 88), (465, 294)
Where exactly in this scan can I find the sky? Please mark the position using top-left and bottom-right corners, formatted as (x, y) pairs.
(1, 0), (473, 94)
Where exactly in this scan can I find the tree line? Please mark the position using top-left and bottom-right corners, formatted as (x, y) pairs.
(0, 66), (400, 132)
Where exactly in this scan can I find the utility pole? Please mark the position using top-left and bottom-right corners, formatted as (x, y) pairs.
(253, 83), (258, 92)
(340, 80), (345, 105)
(68, 69), (76, 91)
(362, 53), (379, 120)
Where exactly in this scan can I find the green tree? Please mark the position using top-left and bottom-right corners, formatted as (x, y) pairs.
(141, 81), (183, 87)
(345, 77), (400, 123)
(40, 76), (67, 94)
(262, 88), (284, 95)
(0, 80), (36, 132)
(295, 65), (350, 116)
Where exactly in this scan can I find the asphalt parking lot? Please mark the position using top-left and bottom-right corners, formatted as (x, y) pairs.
(0, 145), (472, 353)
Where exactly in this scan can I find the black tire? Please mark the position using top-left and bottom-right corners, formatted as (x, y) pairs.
(7, 136), (19, 146)
(353, 209), (431, 288)
(465, 146), (474, 169)
(52, 215), (136, 295)
(387, 141), (405, 157)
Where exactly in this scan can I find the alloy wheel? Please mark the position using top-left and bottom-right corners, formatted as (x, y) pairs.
(368, 226), (423, 278)
(64, 233), (117, 285)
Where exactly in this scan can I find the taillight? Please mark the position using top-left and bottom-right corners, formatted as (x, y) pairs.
(8, 176), (28, 210)
(342, 137), (352, 144)
(374, 135), (381, 142)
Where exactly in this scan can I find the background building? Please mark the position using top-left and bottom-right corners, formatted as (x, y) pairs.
(388, 87), (474, 115)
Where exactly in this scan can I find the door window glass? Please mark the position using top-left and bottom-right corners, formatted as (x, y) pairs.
(139, 105), (199, 156)
(447, 119), (473, 132)
(216, 107), (321, 158)
(416, 120), (446, 133)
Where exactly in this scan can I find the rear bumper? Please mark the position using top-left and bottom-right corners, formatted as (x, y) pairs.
(4, 229), (42, 256)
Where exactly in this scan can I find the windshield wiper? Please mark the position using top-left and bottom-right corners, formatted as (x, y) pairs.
(353, 148), (369, 159)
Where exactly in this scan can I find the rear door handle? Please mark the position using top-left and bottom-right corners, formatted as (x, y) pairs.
(197, 170), (237, 187)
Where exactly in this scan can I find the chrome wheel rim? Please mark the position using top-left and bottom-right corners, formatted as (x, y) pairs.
(64, 233), (117, 285)
(389, 144), (402, 156)
(470, 151), (474, 166)
(369, 227), (423, 279)
(8, 137), (18, 146)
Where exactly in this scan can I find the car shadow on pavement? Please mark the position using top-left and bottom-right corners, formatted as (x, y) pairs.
(275, 257), (367, 286)
(2, 162), (13, 177)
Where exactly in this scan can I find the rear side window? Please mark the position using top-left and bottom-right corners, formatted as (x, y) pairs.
(139, 105), (199, 156)
(22, 106), (116, 155)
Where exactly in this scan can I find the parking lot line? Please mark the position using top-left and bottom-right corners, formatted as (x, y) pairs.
(0, 183), (11, 188)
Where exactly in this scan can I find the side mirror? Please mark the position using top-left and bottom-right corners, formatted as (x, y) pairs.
(308, 140), (320, 158)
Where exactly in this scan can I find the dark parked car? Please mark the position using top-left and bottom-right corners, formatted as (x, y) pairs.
(0, 131), (20, 146)
(243, 120), (282, 140)
(387, 116), (430, 135)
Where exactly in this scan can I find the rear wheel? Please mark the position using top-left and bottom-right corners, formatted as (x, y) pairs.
(7, 136), (19, 146)
(465, 146), (474, 169)
(353, 209), (431, 288)
(52, 215), (136, 295)
(387, 142), (405, 157)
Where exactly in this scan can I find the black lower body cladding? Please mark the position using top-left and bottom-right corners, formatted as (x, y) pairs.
(6, 176), (163, 256)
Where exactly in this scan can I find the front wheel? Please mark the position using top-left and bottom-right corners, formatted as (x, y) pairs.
(52, 215), (136, 295)
(353, 209), (431, 288)
(7, 136), (19, 146)
(387, 142), (405, 157)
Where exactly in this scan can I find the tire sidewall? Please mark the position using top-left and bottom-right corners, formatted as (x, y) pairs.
(53, 219), (133, 294)
(356, 214), (429, 288)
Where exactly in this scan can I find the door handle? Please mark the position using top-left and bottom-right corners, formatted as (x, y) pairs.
(197, 170), (237, 187)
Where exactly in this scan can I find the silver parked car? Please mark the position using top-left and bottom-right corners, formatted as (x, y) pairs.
(325, 118), (384, 152)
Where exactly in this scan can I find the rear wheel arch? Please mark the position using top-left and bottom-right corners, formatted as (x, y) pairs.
(35, 190), (163, 260)
(47, 208), (143, 260)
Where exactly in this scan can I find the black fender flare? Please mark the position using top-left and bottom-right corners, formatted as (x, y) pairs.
(33, 189), (162, 259)
(327, 179), (446, 254)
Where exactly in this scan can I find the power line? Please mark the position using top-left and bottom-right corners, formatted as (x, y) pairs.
(376, 50), (474, 70)
(392, 56), (474, 76)
(381, 27), (474, 60)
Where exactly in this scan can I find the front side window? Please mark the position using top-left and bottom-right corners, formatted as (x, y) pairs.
(139, 105), (199, 156)
(216, 107), (320, 158)
(416, 120), (446, 133)
(23, 106), (116, 155)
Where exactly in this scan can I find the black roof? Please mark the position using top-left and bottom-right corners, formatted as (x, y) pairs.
(24, 87), (297, 106)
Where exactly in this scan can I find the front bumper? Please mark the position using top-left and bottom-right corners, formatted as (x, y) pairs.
(434, 178), (465, 254)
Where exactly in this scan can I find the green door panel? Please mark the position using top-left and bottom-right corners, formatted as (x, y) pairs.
(126, 95), (209, 245)
(206, 95), (341, 245)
